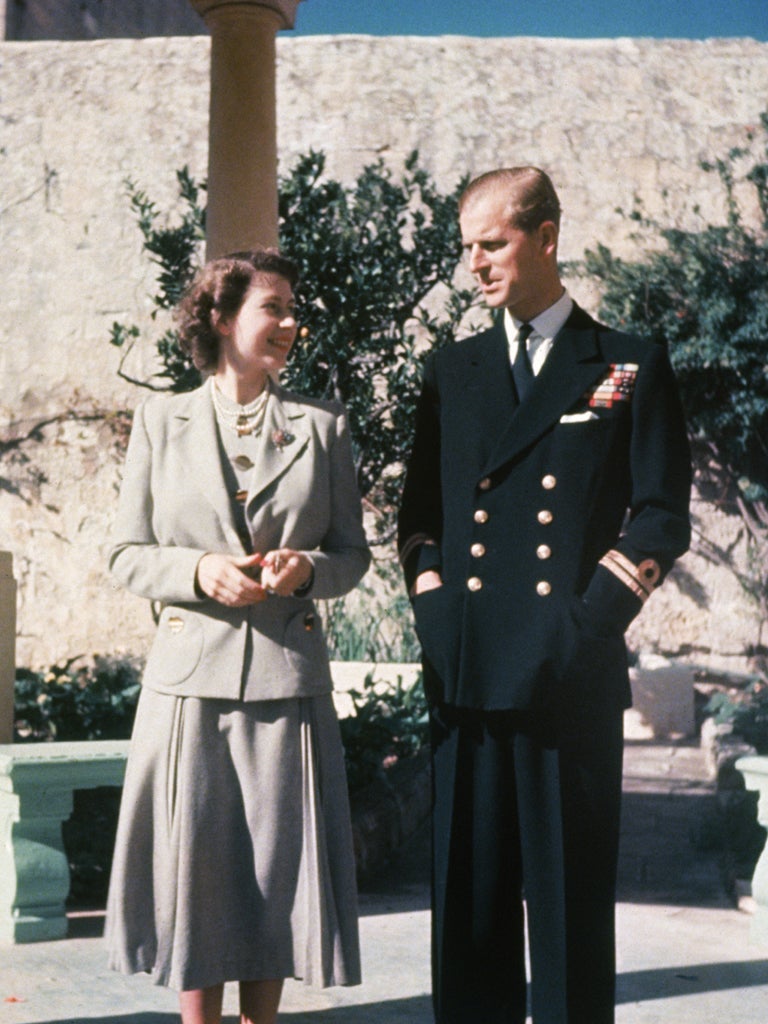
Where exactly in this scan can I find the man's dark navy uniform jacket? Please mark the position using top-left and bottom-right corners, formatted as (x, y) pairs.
(398, 302), (692, 716)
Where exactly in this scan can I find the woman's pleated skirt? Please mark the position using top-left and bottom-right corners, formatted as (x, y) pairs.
(105, 686), (361, 992)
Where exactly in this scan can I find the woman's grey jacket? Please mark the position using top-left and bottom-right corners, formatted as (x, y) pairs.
(110, 379), (371, 701)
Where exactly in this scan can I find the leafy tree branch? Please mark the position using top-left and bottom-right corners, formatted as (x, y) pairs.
(572, 114), (768, 671)
(109, 151), (479, 541)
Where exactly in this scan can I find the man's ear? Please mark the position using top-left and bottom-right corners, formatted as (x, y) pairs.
(538, 220), (559, 257)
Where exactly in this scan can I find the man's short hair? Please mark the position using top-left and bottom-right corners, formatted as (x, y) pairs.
(459, 167), (561, 232)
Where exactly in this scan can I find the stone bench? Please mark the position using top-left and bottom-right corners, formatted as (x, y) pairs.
(736, 755), (768, 946)
(0, 662), (423, 945)
(0, 740), (129, 943)
(0, 663), (414, 945)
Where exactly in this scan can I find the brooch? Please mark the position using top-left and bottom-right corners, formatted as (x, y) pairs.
(271, 428), (295, 450)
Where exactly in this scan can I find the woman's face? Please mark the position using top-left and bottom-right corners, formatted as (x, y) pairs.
(217, 273), (298, 382)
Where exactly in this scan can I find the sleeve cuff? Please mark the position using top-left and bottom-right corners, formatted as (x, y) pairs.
(292, 562), (315, 598)
(580, 550), (662, 633)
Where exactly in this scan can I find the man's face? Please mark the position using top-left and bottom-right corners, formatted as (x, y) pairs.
(459, 190), (553, 320)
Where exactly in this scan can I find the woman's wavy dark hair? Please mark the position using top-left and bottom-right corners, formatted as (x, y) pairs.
(176, 248), (299, 372)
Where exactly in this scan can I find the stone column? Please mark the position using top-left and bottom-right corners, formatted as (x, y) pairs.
(0, 552), (16, 745)
(189, 0), (303, 258)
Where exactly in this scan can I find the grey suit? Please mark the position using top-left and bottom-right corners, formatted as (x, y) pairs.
(111, 379), (371, 700)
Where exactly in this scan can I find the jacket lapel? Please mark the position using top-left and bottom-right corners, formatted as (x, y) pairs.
(452, 323), (518, 477)
(244, 382), (309, 514)
(170, 381), (246, 551)
(482, 306), (610, 476)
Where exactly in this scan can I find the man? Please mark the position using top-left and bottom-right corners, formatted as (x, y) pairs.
(397, 167), (691, 1024)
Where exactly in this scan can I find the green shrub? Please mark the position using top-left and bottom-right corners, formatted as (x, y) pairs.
(14, 655), (141, 742)
(339, 672), (429, 792)
(322, 559), (421, 664)
(706, 680), (768, 754)
(575, 115), (768, 673)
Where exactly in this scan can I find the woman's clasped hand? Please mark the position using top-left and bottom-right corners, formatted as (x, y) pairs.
(195, 548), (313, 606)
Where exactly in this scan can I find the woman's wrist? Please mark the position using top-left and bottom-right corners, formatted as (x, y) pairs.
(292, 561), (314, 596)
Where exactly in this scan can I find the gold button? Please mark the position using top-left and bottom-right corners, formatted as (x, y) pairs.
(541, 474), (557, 490)
(467, 576), (483, 592)
(470, 543), (486, 558)
(536, 580), (552, 596)
(478, 477), (492, 491)
(537, 509), (553, 525)
(536, 544), (552, 560)
(474, 509), (489, 524)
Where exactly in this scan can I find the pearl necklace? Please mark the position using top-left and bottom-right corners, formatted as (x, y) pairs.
(212, 379), (269, 437)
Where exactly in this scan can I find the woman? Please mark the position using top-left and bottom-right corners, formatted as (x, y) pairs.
(105, 248), (370, 1024)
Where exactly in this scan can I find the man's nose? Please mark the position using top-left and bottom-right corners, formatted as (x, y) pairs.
(467, 244), (487, 273)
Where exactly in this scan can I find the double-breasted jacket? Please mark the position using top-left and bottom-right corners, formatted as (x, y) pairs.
(398, 303), (691, 712)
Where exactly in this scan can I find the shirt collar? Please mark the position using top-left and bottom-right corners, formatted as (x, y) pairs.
(504, 289), (573, 345)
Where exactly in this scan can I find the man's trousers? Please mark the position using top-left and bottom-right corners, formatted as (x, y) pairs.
(430, 704), (624, 1024)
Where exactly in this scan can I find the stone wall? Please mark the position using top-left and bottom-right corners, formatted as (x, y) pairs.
(2, 0), (203, 40)
(1, 34), (766, 669)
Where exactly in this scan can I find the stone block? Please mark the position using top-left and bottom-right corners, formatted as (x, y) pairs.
(625, 656), (696, 740)
(700, 715), (756, 782)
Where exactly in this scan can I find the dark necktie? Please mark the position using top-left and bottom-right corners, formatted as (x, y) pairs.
(512, 323), (534, 401)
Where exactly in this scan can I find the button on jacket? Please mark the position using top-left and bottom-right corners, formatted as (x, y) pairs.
(110, 381), (371, 701)
(398, 303), (691, 712)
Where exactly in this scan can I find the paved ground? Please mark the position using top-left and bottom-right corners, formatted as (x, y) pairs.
(1, 740), (767, 1023)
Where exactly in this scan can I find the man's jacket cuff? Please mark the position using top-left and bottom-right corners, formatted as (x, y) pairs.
(580, 550), (663, 634)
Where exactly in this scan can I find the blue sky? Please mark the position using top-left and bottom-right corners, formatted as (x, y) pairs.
(288, 0), (768, 41)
